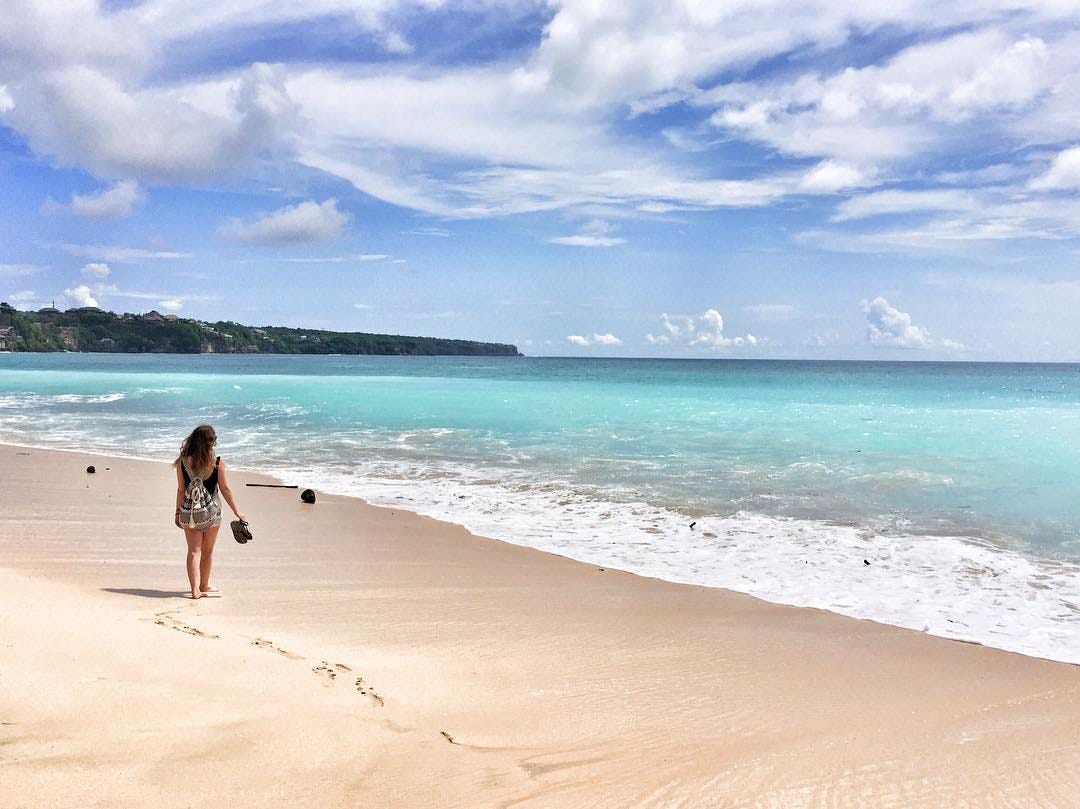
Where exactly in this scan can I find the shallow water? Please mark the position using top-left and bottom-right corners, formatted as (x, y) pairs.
(2, 353), (1079, 661)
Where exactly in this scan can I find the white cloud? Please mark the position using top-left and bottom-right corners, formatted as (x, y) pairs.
(0, 263), (45, 276)
(3, 58), (302, 183)
(806, 194), (1080, 251)
(549, 219), (626, 247)
(646, 309), (759, 349)
(832, 190), (978, 222)
(48, 243), (190, 262)
(63, 285), (99, 308)
(934, 163), (1028, 186)
(798, 160), (869, 193)
(804, 331), (840, 347)
(405, 227), (451, 237)
(89, 283), (220, 309)
(43, 180), (143, 219)
(922, 271), (1080, 318)
(6, 290), (38, 310)
(217, 199), (349, 245)
(124, 0), (428, 52)
(744, 303), (798, 322)
(353, 303), (373, 309)
(693, 308), (727, 346)
(81, 262), (111, 279)
(276, 253), (390, 263)
(1030, 146), (1080, 190)
(566, 332), (623, 347)
(523, 1), (1071, 111)
(711, 29), (1068, 166)
(444, 164), (793, 218)
(549, 234), (626, 247)
(0, 0), (987, 220)
(862, 296), (931, 349)
(592, 332), (623, 346)
(2, 0), (1080, 238)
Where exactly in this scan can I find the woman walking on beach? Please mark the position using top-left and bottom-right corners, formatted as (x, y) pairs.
(173, 425), (245, 599)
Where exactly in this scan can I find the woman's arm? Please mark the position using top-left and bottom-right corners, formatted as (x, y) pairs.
(216, 460), (246, 521)
(174, 464), (185, 528)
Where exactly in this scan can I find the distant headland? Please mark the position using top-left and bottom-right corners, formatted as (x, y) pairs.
(0, 302), (521, 357)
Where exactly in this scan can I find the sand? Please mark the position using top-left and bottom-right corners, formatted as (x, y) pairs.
(2, 443), (1079, 808)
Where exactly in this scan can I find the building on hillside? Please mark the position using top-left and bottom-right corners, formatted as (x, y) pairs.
(0, 326), (15, 351)
(164, 314), (180, 322)
(38, 301), (60, 315)
(143, 310), (164, 322)
(58, 327), (78, 350)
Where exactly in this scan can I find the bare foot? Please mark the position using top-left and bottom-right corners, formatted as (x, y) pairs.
(200, 587), (220, 594)
(189, 591), (203, 599)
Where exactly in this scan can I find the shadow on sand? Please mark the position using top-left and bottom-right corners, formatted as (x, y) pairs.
(102, 587), (190, 599)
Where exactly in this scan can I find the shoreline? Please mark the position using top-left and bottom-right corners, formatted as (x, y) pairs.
(4, 437), (1080, 665)
(3, 443), (1080, 806)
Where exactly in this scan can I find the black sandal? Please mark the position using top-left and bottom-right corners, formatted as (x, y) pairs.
(230, 519), (253, 544)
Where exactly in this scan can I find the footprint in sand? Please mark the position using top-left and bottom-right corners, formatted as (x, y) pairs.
(252, 637), (304, 659)
(354, 676), (384, 706)
(312, 661), (338, 687)
(154, 611), (219, 639)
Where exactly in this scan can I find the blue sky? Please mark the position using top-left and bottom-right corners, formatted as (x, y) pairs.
(2, 1), (1080, 360)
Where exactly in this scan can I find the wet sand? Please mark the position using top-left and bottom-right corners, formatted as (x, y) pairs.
(2, 444), (1079, 807)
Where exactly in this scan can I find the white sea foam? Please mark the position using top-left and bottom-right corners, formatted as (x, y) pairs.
(52, 393), (126, 404)
(2, 407), (1078, 664)
(0, 392), (126, 407)
(274, 462), (1080, 665)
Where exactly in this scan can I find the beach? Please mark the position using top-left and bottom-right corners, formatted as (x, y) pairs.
(6, 0), (1080, 804)
(3, 443), (1079, 808)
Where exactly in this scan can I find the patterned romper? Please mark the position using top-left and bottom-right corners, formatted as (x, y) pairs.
(181, 456), (222, 527)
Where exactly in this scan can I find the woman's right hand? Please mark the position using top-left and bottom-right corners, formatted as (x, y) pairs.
(174, 512), (181, 528)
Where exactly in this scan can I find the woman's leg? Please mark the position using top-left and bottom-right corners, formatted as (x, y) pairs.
(184, 529), (203, 598)
(199, 525), (221, 593)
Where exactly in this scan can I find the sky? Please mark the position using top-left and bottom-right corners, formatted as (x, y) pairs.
(2, 1), (1080, 360)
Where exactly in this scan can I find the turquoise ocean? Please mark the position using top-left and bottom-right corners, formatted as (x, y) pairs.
(3, 354), (1079, 662)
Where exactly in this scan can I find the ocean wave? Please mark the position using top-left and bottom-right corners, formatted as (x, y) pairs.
(274, 462), (1080, 665)
(134, 386), (192, 395)
(0, 395), (31, 410)
(51, 393), (126, 404)
(849, 469), (956, 486)
(4, 418), (1079, 663)
(0, 392), (126, 407)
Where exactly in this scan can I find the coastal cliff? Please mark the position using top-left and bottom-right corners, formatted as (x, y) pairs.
(0, 303), (521, 356)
